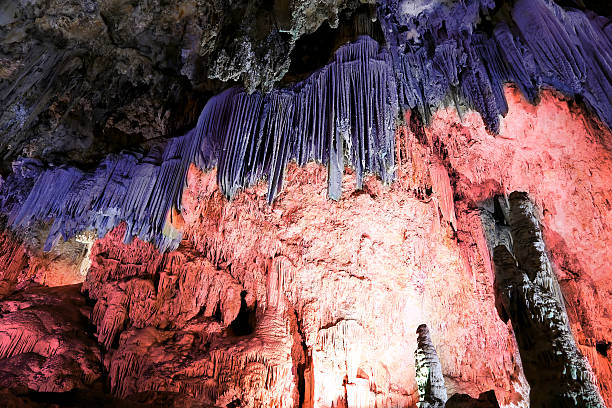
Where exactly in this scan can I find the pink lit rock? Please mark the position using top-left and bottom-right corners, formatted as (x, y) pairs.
(0, 284), (101, 392)
(425, 86), (612, 405)
(0, 85), (611, 407)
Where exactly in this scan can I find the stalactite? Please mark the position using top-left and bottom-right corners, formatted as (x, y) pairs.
(0, 0), (610, 256)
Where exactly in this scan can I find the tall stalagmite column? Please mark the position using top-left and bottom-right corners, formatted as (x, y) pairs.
(492, 192), (605, 408)
(415, 324), (447, 408)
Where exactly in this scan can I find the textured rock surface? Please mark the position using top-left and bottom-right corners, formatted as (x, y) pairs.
(0, 284), (101, 393)
(491, 192), (604, 407)
(0, 228), (88, 297)
(0, 0), (362, 172)
(414, 324), (447, 408)
(0, 0), (210, 171)
(0, 0), (611, 401)
(3, 1), (612, 254)
(0, 84), (610, 406)
(81, 156), (524, 407)
(425, 86), (612, 406)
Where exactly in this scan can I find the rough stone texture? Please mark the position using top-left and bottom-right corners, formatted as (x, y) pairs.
(0, 0), (360, 172)
(3, 1), (611, 256)
(0, 0), (211, 172)
(0, 284), (101, 393)
(83, 224), (297, 406)
(491, 192), (604, 407)
(425, 86), (612, 406)
(207, 0), (361, 92)
(0, 228), (88, 298)
(0, 386), (218, 407)
(176, 160), (529, 406)
(121, 136), (534, 406)
(414, 324), (447, 408)
(0, 86), (610, 407)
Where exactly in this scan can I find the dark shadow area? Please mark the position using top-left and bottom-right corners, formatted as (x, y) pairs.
(0, 387), (217, 407)
(555, 0), (611, 17)
(596, 341), (610, 357)
(282, 4), (385, 84)
(445, 390), (501, 408)
(229, 291), (256, 336)
(286, 21), (337, 80)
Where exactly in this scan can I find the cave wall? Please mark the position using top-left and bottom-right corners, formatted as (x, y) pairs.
(0, 0), (611, 406)
(0, 86), (609, 406)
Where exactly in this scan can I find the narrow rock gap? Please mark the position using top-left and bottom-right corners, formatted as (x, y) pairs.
(229, 291), (256, 336)
(291, 308), (312, 408)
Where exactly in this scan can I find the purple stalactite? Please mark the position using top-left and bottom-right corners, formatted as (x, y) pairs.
(1, 0), (611, 252)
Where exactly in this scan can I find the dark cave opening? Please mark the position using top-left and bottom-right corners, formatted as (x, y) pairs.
(492, 196), (508, 226)
(229, 291), (256, 336)
(213, 301), (223, 323)
(596, 341), (610, 357)
(285, 20), (336, 81)
(555, 0), (612, 17)
(226, 398), (242, 408)
(282, 4), (385, 84)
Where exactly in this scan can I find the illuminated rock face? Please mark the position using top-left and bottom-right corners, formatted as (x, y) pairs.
(0, 0), (610, 405)
(0, 284), (101, 393)
(83, 159), (523, 407)
(74, 87), (611, 407)
(0, 87), (611, 406)
(426, 87), (612, 406)
(0, 230), (88, 296)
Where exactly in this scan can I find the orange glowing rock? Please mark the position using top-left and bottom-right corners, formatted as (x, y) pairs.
(1, 86), (611, 407)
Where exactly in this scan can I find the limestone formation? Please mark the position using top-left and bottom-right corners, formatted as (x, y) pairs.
(490, 192), (605, 407)
(0, 0), (610, 406)
(414, 324), (447, 408)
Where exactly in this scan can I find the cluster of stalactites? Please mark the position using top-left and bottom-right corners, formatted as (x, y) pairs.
(194, 36), (397, 202)
(379, 0), (612, 132)
(1, 0), (611, 253)
(0, 36), (398, 251)
(0, 137), (194, 252)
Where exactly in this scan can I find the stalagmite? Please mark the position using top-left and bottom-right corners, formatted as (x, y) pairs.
(490, 192), (606, 407)
(414, 324), (447, 408)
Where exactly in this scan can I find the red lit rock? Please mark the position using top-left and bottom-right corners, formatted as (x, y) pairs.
(0, 284), (101, 393)
(0, 86), (611, 407)
(176, 159), (526, 407)
(424, 86), (612, 405)
(0, 229), (89, 298)
(0, 231), (30, 297)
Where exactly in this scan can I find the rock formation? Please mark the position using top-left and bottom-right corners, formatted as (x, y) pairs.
(0, 0), (611, 407)
(445, 391), (500, 408)
(490, 192), (604, 407)
(414, 324), (447, 408)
